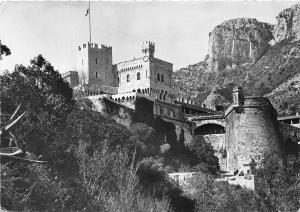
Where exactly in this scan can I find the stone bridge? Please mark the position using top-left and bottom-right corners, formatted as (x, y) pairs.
(187, 115), (226, 135)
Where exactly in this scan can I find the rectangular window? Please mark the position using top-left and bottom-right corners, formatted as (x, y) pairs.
(96, 72), (98, 78)
(96, 58), (98, 64)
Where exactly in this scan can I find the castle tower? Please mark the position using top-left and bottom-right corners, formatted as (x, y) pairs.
(77, 42), (116, 87)
(142, 41), (155, 58)
(225, 90), (282, 172)
(232, 86), (244, 107)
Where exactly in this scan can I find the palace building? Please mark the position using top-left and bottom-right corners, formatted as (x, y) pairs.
(64, 41), (176, 103)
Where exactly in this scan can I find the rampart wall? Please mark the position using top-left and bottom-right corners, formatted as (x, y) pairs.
(225, 97), (282, 171)
(88, 88), (297, 173)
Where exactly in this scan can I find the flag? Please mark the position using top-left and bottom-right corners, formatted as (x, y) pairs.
(85, 9), (89, 16)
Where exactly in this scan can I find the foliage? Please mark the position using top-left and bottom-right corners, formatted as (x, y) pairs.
(189, 137), (220, 175)
(1, 54), (173, 211)
(254, 153), (300, 211)
(137, 158), (195, 212)
(189, 173), (261, 212)
(0, 41), (11, 57)
(77, 142), (172, 212)
(131, 98), (220, 175)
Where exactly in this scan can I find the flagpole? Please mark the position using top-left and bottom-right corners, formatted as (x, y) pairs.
(89, 0), (91, 43)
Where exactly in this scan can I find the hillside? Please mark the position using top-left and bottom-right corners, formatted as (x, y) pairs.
(266, 72), (300, 115)
(173, 4), (300, 115)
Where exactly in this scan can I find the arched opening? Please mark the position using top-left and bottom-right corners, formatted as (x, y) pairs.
(126, 97), (129, 101)
(137, 72), (141, 80)
(194, 123), (225, 135)
(161, 74), (164, 82)
(127, 74), (130, 82)
(159, 91), (163, 100)
(122, 97), (125, 101)
(215, 105), (224, 112)
(137, 89), (141, 93)
(132, 89), (136, 92)
(157, 74), (160, 81)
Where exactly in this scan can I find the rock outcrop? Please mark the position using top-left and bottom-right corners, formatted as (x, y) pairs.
(208, 18), (273, 71)
(273, 4), (300, 42)
(203, 87), (230, 110)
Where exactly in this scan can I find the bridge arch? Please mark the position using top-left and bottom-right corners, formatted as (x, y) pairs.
(193, 120), (226, 135)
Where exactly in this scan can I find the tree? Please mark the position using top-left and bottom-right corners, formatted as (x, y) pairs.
(0, 41), (11, 57)
(254, 153), (300, 211)
(189, 173), (261, 212)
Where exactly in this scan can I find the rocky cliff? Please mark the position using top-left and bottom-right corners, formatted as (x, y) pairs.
(173, 4), (300, 115)
(266, 72), (300, 115)
(208, 18), (273, 71)
(274, 4), (300, 42)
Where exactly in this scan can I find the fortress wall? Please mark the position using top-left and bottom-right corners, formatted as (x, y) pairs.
(159, 117), (193, 145)
(196, 134), (226, 171)
(153, 100), (182, 120)
(225, 97), (281, 172)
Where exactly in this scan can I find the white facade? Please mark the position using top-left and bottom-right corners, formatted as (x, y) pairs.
(114, 41), (175, 102)
(75, 41), (176, 103)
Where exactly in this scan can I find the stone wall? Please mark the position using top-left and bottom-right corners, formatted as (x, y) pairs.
(62, 71), (79, 88)
(153, 99), (182, 120)
(225, 97), (281, 172)
(88, 95), (134, 127)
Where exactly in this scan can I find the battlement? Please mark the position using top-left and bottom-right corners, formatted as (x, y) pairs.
(143, 41), (155, 46)
(100, 44), (112, 49)
(142, 41), (155, 57)
(175, 97), (196, 105)
(78, 42), (112, 51)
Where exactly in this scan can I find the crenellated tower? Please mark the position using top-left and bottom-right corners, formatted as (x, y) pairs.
(142, 41), (155, 58)
(77, 42), (116, 87)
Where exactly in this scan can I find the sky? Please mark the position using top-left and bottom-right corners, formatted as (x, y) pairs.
(0, 1), (296, 74)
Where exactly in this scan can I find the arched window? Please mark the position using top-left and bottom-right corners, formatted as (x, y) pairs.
(161, 74), (164, 82)
(157, 74), (160, 81)
(137, 72), (141, 80)
(127, 74), (130, 82)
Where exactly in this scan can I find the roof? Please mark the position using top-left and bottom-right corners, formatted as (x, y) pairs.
(176, 101), (222, 114)
(115, 57), (143, 65)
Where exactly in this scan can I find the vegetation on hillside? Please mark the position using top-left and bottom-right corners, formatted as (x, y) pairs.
(1, 46), (299, 211)
(173, 38), (300, 115)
